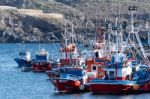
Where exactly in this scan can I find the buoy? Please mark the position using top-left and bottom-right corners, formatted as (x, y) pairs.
(75, 81), (80, 86)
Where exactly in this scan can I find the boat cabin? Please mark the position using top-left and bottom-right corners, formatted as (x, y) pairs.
(59, 44), (84, 66)
(35, 49), (49, 62)
(104, 63), (132, 80)
(85, 57), (109, 82)
(19, 50), (31, 61)
(103, 52), (138, 80)
(85, 49), (141, 81)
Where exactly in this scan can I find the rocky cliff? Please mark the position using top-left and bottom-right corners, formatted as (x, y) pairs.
(0, 0), (150, 43)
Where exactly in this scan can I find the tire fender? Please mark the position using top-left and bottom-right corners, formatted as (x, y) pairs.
(79, 84), (85, 90)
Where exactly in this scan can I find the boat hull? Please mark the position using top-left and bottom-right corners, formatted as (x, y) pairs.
(59, 59), (78, 66)
(32, 62), (51, 72)
(89, 79), (150, 94)
(14, 58), (31, 67)
(50, 78), (89, 93)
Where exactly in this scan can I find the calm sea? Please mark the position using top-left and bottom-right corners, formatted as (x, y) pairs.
(0, 43), (150, 99)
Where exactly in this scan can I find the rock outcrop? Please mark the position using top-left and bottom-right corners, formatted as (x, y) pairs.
(0, 0), (150, 43)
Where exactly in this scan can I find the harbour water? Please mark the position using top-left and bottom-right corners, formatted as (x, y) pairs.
(0, 43), (150, 99)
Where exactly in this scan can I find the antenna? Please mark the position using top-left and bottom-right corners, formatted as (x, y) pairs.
(118, 1), (120, 19)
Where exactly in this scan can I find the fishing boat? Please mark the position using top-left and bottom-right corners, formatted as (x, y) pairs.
(14, 49), (31, 68)
(47, 47), (111, 93)
(47, 36), (108, 93)
(58, 24), (85, 67)
(89, 64), (150, 93)
(88, 6), (150, 94)
(47, 66), (89, 92)
(32, 48), (51, 72)
(47, 24), (91, 92)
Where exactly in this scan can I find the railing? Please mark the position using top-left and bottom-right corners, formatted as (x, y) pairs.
(48, 71), (82, 80)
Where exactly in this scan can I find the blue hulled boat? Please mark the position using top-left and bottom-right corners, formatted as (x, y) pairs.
(14, 50), (32, 68)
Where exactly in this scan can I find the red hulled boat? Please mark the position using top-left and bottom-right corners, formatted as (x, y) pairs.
(89, 64), (150, 93)
(32, 48), (51, 72)
(47, 67), (89, 92)
(88, 6), (150, 94)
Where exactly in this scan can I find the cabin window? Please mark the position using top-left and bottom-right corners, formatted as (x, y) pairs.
(132, 67), (136, 72)
(81, 62), (85, 65)
(92, 66), (97, 71)
(109, 71), (115, 80)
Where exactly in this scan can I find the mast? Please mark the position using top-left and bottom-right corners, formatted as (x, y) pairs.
(131, 9), (134, 33)
(129, 6), (148, 61)
(71, 23), (75, 44)
(64, 22), (68, 65)
(71, 23), (78, 65)
(64, 23), (68, 47)
(115, 18), (119, 52)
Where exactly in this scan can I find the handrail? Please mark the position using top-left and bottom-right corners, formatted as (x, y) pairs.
(48, 71), (82, 80)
